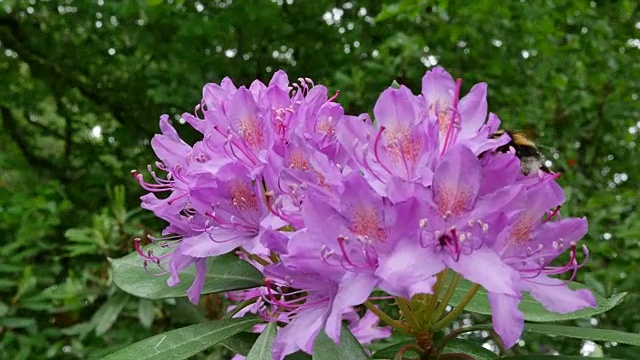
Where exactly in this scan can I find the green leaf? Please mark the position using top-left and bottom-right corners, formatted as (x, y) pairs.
(285, 353), (313, 360)
(109, 248), (263, 300)
(606, 346), (640, 359)
(503, 357), (621, 360)
(137, 299), (155, 328)
(0, 317), (36, 329)
(61, 322), (93, 336)
(246, 322), (276, 360)
(312, 326), (368, 360)
(147, 0), (163, 5)
(91, 291), (129, 336)
(523, 323), (640, 346)
(443, 339), (498, 360)
(372, 340), (418, 359)
(444, 276), (626, 322)
(101, 317), (260, 360)
(220, 332), (260, 356)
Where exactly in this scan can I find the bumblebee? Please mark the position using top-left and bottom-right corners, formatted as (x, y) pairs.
(489, 130), (551, 175)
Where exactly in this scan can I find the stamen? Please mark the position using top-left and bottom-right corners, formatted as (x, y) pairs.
(337, 236), (358, 268)
(167, 192), (188, 205)
(134, 238), (158, 262)
(264, 191), (295, 225)
(131, 170), (173, 192)
(373, 126), (393, 175)
(450, 228), (461, 261)
(439, 78), (463, 155)
(328, 90), (340, 102)
(361, 147), (386, 183)
(519, 243), (590, 286)
(544, 205), (562, 222)
(397, 137), (412, 179)
(437, 229), (461, 261)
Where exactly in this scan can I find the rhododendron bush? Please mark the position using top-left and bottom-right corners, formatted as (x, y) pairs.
(107, 68), (634, 360)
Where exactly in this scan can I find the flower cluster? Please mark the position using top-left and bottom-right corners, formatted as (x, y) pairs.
(134, 67), (595, 359)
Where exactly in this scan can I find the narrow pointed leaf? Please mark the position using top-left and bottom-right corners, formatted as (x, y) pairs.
(101, 317), (260, 360)
(312, 326), (368, 360)
(137, 299), (155, 328)
(443, 276), (626, 322)
(246, 322), (277, 360)
(372, 340), (418, 359)
(220, 332), (260, 356)
(443, 339), (498, 360)
(503, 356), (620, 360)
(109, 247), (263, 299)
(523, 323), (640, 346)
(92, 291), (129, 336)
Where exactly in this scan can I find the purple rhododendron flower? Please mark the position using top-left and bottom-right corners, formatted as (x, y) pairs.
(386, 144), (523, 298)
(486, 179), (595, 346)
(134, 66), (595, 358)
(421, 67), (509, 156)
(338, 86), (437, 202)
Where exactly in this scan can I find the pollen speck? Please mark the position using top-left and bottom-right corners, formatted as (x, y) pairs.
(436, 186), (471, 216)
(238, 115), (264, 149)
(288, 149), (311, 170)
(229, 180), (258, 211)
(349, 205), (387, 241)
(510, 213), (535, 244)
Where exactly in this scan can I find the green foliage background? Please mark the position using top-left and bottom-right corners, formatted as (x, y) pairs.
(1, 0), (638, 358)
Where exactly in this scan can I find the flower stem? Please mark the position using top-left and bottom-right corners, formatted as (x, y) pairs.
(239, 247), (270, 267)
(423, 269), (448, 325)
(224, 296), (259, 319)
(430, 284), (479, 331)
(392, 343), (424, 360)
(429, 273), (460, 325)
(436, 324), (485, 351)
(364, 300), (412, 333)
(395, 297), (421, 331)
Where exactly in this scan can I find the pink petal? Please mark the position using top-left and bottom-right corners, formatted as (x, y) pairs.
(374, 86), (419, 129)
(167, 252), (196, 287)
(446, 247), (519, 296)
(187, 259), (207, 304)
(272, 304), (327, 360)
(523, 275), (596, 313)
(458, 82), (488, 135)
(181, 112), (207, 134)
(227, 87), (265, 149)
(488, 292), (524, 348)
(325, 273), (378, 342)
(376, 240), (441, 298)
(179, 229), (250, 257)
(472, 184), (524, 220)
(202, 82), (230, 111)
(268, 69), (290, 89)
(151, 115), (192, 168)
(432, 145), (481, 215)
(421, 66), (455, 111)
(220, 76), (237, 92)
